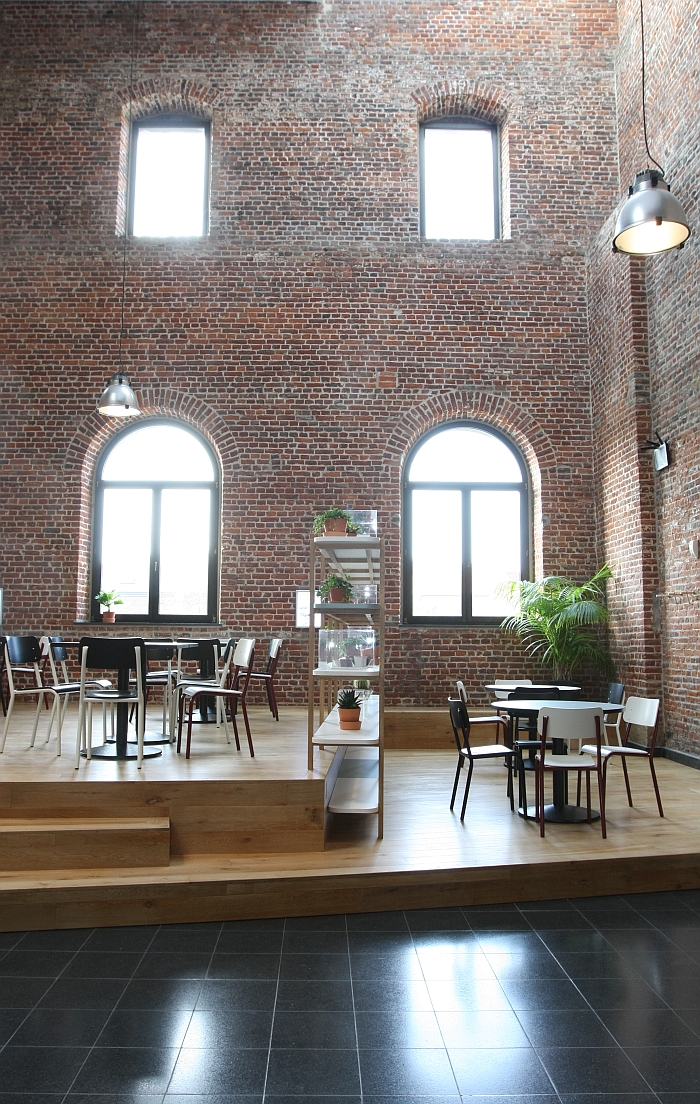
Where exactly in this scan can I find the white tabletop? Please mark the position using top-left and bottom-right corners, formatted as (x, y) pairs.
(491, 699), (624, 713)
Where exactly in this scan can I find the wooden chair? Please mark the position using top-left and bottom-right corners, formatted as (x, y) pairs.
(581, 695), (663, 818)
(177, 638), (256, 759)
(247, 638), (283, 720)
(535, 706), (607, 838)
(76, 637), (146, 769)
(448, 697), (515, 820)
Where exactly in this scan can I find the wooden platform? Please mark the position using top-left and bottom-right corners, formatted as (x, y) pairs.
(1, 703), (699, 930)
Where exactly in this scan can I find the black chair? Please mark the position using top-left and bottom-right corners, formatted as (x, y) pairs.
(0, 636), (52, 752)
(76, 637), (147, 769)
(448, 697), (516, 820)
(247, 638), (283, 720)
(604, 682), (626, 745)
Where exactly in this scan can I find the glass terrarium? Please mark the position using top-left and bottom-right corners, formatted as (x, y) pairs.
(317, 628), (377, 670)
(347, 510), (377, 537)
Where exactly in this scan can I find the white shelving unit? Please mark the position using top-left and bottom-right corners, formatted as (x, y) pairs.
(307, 533), (385, 838)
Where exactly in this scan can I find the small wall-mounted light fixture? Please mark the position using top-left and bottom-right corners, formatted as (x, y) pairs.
(689, 540), (700, 560)
(640, 431), (670, 472)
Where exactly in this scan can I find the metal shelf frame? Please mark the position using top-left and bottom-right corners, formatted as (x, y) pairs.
(307, 533), (385, 837)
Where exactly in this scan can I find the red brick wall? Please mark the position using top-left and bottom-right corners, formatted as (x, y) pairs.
(1, 0), (621, 707)
(588, 0), (700, 754)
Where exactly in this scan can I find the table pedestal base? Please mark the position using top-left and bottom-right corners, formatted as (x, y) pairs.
(82, 744), (162, 760)
(520, 804), (600, 823)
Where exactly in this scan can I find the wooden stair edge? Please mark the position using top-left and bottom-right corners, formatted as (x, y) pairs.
(0, 817), (170, 832)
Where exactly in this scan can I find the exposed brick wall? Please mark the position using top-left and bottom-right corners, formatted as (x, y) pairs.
(588, 0), (700, 754)
(1, 0), (621, 706)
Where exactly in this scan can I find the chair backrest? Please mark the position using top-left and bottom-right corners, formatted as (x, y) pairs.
(494, 678), (532, 699)
(622, 696), (661, 751)
(607, 682), (625, 705)
(233, 637), (255, 670)
(448, 696), (472, 754)
(455, 679), (468, 706)
(40, 635), (69, 685)
(146, 644), (174, 663)
(508, 685), (559, 700)
(5, 635), (42, 666)
(538, 705), (604, 749)
(266, 638), (283, 673)
(78, 636), (146, 677)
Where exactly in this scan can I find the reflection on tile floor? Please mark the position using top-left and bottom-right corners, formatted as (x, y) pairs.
(2, 889), (700, 1100)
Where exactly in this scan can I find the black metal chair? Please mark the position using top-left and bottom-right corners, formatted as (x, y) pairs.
(448, 697), (516, 820)
(76, 637), (147, 769)
(0, 636), (53, 752)
(247, 638), (283, 720)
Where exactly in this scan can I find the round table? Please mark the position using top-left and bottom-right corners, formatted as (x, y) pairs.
(490, 699), (625, 823)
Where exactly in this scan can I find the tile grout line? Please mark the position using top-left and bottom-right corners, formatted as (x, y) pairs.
(260, 915), (285, 1104)
(59, 921), (162, 1103)
(345, 911), (364, 1104)
(160, 919), (224, 1102)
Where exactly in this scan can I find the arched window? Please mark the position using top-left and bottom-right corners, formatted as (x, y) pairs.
(92, 421), (219, 623)
(403, 423), (529, 623)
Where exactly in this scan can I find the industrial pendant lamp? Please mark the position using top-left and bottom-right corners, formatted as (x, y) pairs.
(612, 0), (690, 255)
(98, 3), (142, 417)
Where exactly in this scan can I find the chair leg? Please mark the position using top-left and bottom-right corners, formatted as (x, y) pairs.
(460, 760), (474, 820)
(241, 701), (254, 757)
(186, 698), (195, 759)
(230, 705), (241, 751)
(621, 757), (634, 806)
(450, 758), (463, 811)
(576, 770), (582, 806)
(506, 758), (514, 811)
(177, 693), (186, 753)
(649, 756), (664, 817)
(539, 767), (546, 838)
(1, 695), (16, 754)
(86, 703), (93, 759)
(267, 680), (279, 721)
(586, 772), (591, 823)
(45, 696), (58, 743)
(75, 697), (85, 769)
(598, 766), (607, 838)
(29, 693), (45, 747)
(55, 694), (63, 757)
(137, 695), (144, 770)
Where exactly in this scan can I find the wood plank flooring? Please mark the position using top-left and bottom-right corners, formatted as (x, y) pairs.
(1, 703), (699, 929)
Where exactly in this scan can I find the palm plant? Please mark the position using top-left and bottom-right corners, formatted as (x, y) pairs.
(499, 565), (615, 682)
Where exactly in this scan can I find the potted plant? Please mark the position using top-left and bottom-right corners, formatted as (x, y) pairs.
(338, 634), (369, 666)
(337, 688), (362, 730)
(346, 519), (363, 537)
(318, 573), (354, 603)
(312, 508), (352, 536)
(499, 564), (615, 682)
(95, 588), (123, 623)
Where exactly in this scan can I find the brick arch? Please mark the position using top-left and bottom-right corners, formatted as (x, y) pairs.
(411, 80), (517, 127)
(381, 388), (557, 578)
(115, 78), (222, 234)
(65, 388), (240, 620)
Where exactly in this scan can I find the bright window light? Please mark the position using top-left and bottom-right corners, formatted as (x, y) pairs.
(132, 124), (207, 237)
(422, 125), (496, 240)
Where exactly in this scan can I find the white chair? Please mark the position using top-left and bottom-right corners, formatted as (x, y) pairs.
(581, 696), (663, 818)
(535, 705), (607, 838)
(177, 638), (256, 758)
(75, 637), (146, 769)
(40, 637), (113, 755)
(0, 636), (54, 752)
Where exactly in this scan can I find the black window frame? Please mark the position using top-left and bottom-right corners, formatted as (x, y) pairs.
(128, 112), (211, 238)
(419, 116), (501, 240)
(91, 418), (220, 624)
(402, 421), (530, 625)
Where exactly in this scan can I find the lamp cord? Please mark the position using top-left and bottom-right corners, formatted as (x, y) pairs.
(640, 0), (664, 174)
(117, 1), (138, 373)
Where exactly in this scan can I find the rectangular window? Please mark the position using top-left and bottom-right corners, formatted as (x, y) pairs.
(159, 489), (211, 616)
(130, 115), (209, 238)
(100, 488), (152, 616)
(420, 119), (499, 240)
(411, 489), (463, 617)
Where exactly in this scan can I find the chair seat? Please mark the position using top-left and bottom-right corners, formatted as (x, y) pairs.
(540, 752), (598, 769)
(461, 743), (515, 759)
(182, 684), (240, 701)
(84, 689), (140, 702)
(515, 739), (553, 749)
(581, 743), (648, 758)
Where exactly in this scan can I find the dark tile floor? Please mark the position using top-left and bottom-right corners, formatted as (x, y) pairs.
(2, 889), (700, 1102)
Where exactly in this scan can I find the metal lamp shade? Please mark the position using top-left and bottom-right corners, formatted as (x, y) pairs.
(98, 373), (141, 417)
(613, 169), (690, 255)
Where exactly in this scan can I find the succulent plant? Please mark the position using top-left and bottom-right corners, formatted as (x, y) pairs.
(337, 688), (362, 710)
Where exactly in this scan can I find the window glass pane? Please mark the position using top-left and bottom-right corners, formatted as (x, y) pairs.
(102, 425), (215, 482)
(132, 126), (207, 237)
(411, 489), (462, 616)
(158, 489), (211, 616)
(100, 488), (152, 615)
(471, 490), (521, 617)
(423, 126), (495, 240)
(408, 426), (522, 483)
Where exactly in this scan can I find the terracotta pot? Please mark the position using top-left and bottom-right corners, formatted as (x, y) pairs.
(338, 707), (361, 731)
(102, 611), (116, 623)
(324, 518), (348, 535)
(329, 587), (350, 603)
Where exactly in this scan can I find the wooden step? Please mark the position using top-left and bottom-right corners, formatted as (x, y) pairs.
(0, 817), (170, 871)
(385, 707), (501, 749)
